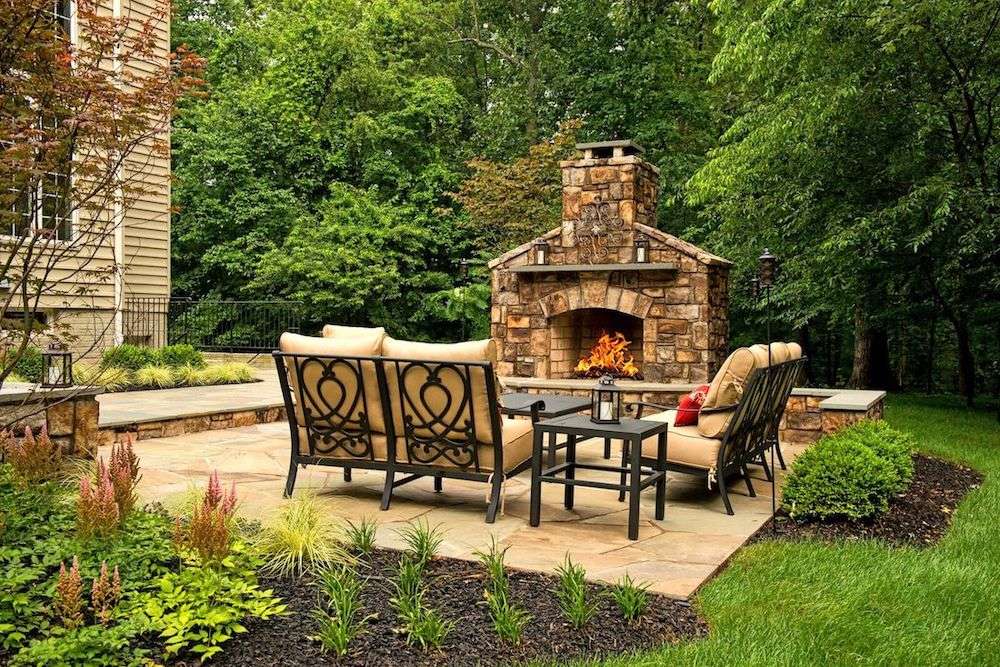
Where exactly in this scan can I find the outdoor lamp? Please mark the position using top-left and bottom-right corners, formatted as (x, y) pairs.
(634, 237), (650, 263)
(534, 239), (550, 265)
(758, 248), (777, 287)
(41, 341), (73, 388)
(591, 374), (622, 424)
(458, 258), (470, 281)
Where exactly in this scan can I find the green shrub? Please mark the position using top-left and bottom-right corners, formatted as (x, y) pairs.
(10, 623), (146, 667)
(156, 344), (204, 368)
(101, 345), (157, 372)
(133, 365), (174, 389)
(836, 420), (915, 492)
(2, 346), (44, 383)
(782, 436), (899, 521)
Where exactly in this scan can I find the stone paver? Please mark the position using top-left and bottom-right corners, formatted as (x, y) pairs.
(104, 422), (803, 598)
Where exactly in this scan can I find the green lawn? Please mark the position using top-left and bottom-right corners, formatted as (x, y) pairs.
(601, 394), (1000, 666)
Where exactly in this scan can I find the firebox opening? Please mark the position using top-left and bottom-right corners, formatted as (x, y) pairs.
(548, 309), (644, 380)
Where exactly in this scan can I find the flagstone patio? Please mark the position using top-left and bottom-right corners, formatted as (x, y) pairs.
(104, 421), (805, 598)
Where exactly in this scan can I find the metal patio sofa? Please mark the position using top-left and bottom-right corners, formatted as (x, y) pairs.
(273, 328), (540, 523)
(628, 342), (806, 515)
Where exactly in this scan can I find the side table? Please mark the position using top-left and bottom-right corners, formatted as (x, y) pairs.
(499, 393), (595, 466)
(529, 415), (668, 540)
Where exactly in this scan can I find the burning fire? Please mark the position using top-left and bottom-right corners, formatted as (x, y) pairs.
(573, 332), (642, 379)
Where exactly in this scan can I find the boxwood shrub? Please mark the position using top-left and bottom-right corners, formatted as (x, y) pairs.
(782, 420), (915, 521)
(156, 344), (205, 368)
(101, 344), (158, 371)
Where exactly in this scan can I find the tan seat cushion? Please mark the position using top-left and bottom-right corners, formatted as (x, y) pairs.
(321, 324), (387, 351)
(640, 409), (721, 470)
(394, 417), (533, 473)
(381, 337), (499, 446)
(698, 347), (757, 438)
(297, 430), (389, 461)
(279, 332), (387, 434)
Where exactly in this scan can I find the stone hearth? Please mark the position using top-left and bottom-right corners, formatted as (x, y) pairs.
(489, 140), (731, 383)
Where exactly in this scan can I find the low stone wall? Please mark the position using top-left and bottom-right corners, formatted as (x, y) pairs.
(0, 384), (102, 458)
(97, 405), (287, 445)
(501, 377), (885, 444)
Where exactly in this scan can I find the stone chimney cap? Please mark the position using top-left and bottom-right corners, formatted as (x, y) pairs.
(575, 139), (645, 159)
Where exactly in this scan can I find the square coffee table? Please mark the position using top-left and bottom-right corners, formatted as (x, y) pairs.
(529, 414), (668, 540)
(499, 393), (592, 466)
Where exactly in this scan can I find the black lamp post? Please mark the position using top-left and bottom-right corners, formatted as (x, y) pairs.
(41, 341), (73, 388)
(752, 248), (779, 529)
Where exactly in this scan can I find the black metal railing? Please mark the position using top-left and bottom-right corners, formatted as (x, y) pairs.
(122, 297), (301, 352)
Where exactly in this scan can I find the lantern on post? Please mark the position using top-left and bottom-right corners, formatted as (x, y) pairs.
(590, 374), (622, 424)
(534, 239), (550, 265)
(758, 248), (777, 287)
(458, 258), (470, 282)
(41, 342), (73, 388)
(634, 237), (650, 263)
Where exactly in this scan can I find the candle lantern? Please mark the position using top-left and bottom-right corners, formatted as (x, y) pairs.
(534, 239), (550, 265)
(458, 258), (470, 281)
(590, 374), (622, 424)
(634, 237), (650, 263)
(41, 342), (73, 388)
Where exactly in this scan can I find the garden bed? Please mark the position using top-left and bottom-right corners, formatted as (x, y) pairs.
(210, 549), (708, 667)
(763, 454), (982, 547)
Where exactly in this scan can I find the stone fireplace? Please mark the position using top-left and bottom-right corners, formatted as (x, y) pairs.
(489, 140), (731, 384)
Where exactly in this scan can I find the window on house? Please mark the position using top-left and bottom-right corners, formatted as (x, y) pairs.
(3, 1), (74, 241)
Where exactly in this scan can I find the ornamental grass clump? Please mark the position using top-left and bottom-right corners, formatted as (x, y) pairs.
(390, 555), (453, 650)
(474, 538), (530, 644)
(174, 470), (238, 563)
(3, 425), (62, 485)
(610, 573), (651, 624)
(313, 565), (371, 656)
(554, 555), (599, 628)
(134, 364), (175, 389)
(255, 494), (346, 577)
(344, 517), (378, 555)
(397, 518), (445, 567)
(54, 557), (85, 629)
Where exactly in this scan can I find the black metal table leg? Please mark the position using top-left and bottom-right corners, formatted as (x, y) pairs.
(618, 440), (628, 502)
(655, 431), (666, 520)
(564, 434), (576, 509)
(547, 431), (558, 468)
(603, 437), (611, 459)
(529, 428), (544, 527)
(628, 434), (642, 540)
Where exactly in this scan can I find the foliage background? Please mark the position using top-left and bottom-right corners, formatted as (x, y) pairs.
(171, 0), (999, 401)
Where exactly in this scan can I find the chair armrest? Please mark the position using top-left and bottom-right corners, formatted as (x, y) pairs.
(626, 401), (673, 419)
(528, 399), (546, 423)
(700, 402), (739, 414)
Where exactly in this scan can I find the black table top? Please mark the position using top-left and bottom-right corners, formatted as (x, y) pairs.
(499, 393), (591, 418)
(534, 413), (669, 439)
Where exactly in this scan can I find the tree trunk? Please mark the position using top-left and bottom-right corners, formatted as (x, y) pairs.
(926, 313), (936, 393)
(953, 316), (976, 406)
(850, 309), (893, 389)
(798, 325), (812, 384)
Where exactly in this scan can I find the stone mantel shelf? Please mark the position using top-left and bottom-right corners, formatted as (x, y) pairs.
(0, 382), (103, 405)
(507, 262), (677, 274)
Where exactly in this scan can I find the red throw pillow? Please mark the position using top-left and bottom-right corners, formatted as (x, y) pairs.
(674, 384), (710, 427)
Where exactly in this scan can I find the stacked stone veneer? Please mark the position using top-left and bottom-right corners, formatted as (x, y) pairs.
(489, 141), (731, 383)
(1, 386), (101, 458)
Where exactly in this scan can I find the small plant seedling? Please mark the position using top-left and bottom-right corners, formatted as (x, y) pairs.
(397, 519), (445, 566)
(484, 587), (531, 644)
(610, 573), (651, 623)
(405, 606), (453, 650)
(473, 536), (509, 593)
(554, 555), (599, 628)
(344, 516), (378, 555)
(313, 564), (370, 656)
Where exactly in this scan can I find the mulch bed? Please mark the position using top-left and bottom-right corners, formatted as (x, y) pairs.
(758, 454), (983, 547)
(199, 550), (707, 667)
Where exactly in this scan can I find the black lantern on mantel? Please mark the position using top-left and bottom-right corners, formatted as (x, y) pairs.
(591, 374), (622, 424)
(634, 237), (650, 263)
(41, 341), (73, 388)
(534, 239), (550, 265)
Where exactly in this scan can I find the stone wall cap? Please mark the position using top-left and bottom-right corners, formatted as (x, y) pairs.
(576, 140), (645, 154)
(0, 382), (103, 405)
(818, 390), (886, 411)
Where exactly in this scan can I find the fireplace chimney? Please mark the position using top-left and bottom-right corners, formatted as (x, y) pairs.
(560, 140), (660, 264)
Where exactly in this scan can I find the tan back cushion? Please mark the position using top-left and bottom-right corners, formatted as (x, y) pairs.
(770, 342), (790, 363)
(321, 324), (387, 350)
(381, 337), (499, 446)
(748, 344), (770, 368)
(698, 347), (757, 438)
(787, 342), (802, 360)
(279, 332), (387, 434)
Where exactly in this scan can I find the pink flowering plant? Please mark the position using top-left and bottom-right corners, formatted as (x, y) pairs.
(173, 470), (240, 564)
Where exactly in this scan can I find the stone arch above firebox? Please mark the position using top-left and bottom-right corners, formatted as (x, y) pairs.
(539, 286), (654, 320)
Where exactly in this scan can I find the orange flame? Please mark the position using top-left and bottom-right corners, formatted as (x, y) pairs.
(573, 332), (641, 379)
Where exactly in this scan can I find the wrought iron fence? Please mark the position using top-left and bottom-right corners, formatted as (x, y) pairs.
(122, 297), (301, 352)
